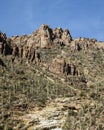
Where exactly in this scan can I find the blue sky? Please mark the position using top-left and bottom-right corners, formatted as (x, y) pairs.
(0, 0), (104, 41)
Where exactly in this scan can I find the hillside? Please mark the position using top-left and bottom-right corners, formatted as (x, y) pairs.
(0, 25), (104, 130)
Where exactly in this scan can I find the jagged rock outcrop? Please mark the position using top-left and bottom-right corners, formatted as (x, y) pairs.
(0, 32), (7, 43)
(6, 24), (72, 63)
(39, 24), (53, 48)
(0, 32), (12, 55)
(62, 29), (72, 45)
(53, 28), (72, 46)
(49, 57), (79, 76)
(70, 37), (104, 52)
(49, 58), (65, 74)
(0, 25), (104, 130)
(11, 24), (72, 49)
(0, 24), (104, 65)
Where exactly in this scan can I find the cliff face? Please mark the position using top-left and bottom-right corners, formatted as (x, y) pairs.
(10, 24), (72, 48)
(0, 24), (104, 75)
(0, 25), (104, 130)
(0, 24), (104, 58)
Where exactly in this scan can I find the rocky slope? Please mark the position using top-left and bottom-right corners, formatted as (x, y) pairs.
(0, 25), (104, 130)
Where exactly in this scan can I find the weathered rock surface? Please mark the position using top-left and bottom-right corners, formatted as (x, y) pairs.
(49, 57), (79, 76)
(39, 24), (53, 48)
(0, 25), (71, 65)
(0, 25), (104, 130)
(21, 98), (75, 130)
(0, 25), (104, 62)
(0, 32), (12, 55)
(53, 28), (72, 46)
(0, 24), (104, 74)
(70, 37), (104, 52)
(10, 25), (72, 50)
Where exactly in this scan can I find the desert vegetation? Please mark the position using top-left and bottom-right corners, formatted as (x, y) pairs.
(0, 25), (104, 129)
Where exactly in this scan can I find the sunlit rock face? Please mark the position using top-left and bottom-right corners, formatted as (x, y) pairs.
(61, 29), (72, 45)
(53, 28), (72, 46)
(39, 24), (53, 48)
(10, 24), (72, 49)
(0, 24), (104, 64)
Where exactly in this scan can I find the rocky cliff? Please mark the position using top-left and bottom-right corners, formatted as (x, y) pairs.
(0, 25), (104, 130)
(0, 24), (104, 75)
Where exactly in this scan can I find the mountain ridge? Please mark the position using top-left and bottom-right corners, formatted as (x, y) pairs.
(0, 24), (104, 130)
